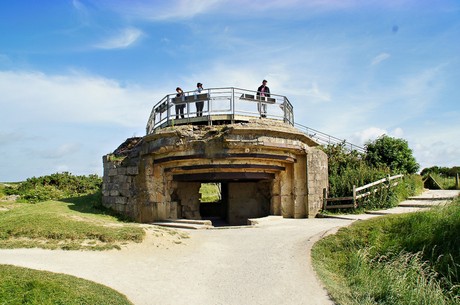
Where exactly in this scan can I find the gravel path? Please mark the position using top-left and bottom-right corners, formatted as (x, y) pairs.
(0, 190), (458, 305)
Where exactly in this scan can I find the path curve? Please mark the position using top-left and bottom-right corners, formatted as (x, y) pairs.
(0, 190), (458, 305)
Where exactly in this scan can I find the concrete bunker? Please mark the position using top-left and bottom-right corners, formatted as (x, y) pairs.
(102, 121), (328, 226)
(102, 87), (328, 226)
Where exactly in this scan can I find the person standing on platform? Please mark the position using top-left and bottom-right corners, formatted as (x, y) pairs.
(194, 82), (204, 117)
(256, 79), (270, 118)
(175, 87), (185, 119)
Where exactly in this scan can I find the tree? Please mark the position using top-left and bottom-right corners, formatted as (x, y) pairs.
(365, 135), (419, 174)
(421, 166), (460, 177)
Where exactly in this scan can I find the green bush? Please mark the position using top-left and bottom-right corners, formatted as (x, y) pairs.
(5, 172), (102, 203)
(365, 135), (420, 174)
(321, 143), (380, 198)
(322, 143), (423, 211)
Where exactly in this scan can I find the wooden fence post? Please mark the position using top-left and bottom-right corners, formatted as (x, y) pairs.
(323, 188), (327, 210)
(352, 185), (357, 208)
(456, 173), (459, 189)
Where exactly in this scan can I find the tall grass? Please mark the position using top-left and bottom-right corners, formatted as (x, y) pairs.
(346, 250), (455, 305)
(322, 142), (423, 211)
(429, 173), (460, 190)
(312, 198), (460, 305)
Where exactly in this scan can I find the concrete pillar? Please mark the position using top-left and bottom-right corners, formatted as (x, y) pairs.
(306, 149), (328, 218)
(293, 155), (307, 218)
(271, 173), (281, 215)
(280, 163), (294, 217)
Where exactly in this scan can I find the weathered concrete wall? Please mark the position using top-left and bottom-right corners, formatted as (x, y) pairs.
(102, 120), (328, 223)
(306, 149), (328, 217)
(228, 182), (270, 225)
(175, 182), (201, 219)
(102, 149), (140, 219)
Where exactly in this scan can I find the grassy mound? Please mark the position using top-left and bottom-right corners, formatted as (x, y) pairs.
(0, 193), (144, 250)
(0, 264), (132, 305)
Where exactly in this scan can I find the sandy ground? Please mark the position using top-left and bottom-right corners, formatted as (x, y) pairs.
(0, 190), (458, 305)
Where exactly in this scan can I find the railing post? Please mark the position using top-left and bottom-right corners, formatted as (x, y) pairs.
(231, 87), (235, 123)
(283, 97), (287, 123)
(352, 185), (357, 208)
(456, 173), (459, 189)
(166, 96), (171, 127)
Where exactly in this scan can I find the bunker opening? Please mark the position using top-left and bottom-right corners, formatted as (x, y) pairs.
(173, 172), (273, 226)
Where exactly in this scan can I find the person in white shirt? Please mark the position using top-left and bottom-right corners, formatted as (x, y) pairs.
(194, 82), (204, 117)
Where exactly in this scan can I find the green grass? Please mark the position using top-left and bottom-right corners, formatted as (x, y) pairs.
(0, 180), (186, 304)
(0, 264), (133, 305)
(312, 198), (460, 305)
(0, 193), (145, 250)
(430, 173), (460, 190)
(199, 183), (221, 203)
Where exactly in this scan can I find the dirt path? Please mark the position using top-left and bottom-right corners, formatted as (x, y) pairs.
(0, 190), (458, 305)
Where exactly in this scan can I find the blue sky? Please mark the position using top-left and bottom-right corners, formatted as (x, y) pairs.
(1, 0), (459, 181)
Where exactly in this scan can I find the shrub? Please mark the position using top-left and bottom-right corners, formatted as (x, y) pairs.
(322, 143), (423, 211)
(365, 135), (420, 174)
(5, 172), (102, 203)
(321, 142), (381, 198)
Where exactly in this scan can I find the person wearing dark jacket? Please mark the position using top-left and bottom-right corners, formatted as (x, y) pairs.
(175, 87), (185, 119)
(256, 79), (270, 117)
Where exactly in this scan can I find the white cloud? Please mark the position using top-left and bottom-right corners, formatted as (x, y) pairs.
(72, 0), (86, 12)
(0, 70), (156, 128)
(40, 143), (81, 159)
(350, 127), (405, 146)
(94, 27), (143, 49)
(97, 0), (222, 20)
(95, 0), (419, 22)
(371, 52), (390, 66)
(413, 141), (460, 170)
(70, 0), (93, 28)
(305, 82), (331, 102)
(0, 131), (35, 146)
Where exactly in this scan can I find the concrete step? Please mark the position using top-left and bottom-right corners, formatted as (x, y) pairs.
(407, 196), (456, 201)
(407, 190), (460, 201)
(398, 200), (449, 208)
(152, 219), (213, 230)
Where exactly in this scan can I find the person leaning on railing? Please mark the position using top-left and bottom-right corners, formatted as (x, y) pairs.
(175, 87), (185, 119)
(194, 82), (204, 117)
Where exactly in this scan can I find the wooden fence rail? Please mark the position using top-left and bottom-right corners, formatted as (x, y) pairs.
(323, 174), (404, 210)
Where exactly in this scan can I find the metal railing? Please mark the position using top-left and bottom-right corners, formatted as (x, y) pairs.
(145, 87), (365, 154)
(146, 87), (294, 134)
(295, 123), (365, 153)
